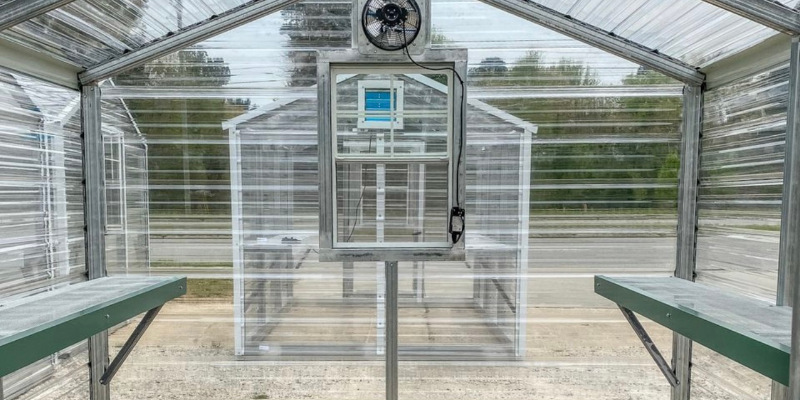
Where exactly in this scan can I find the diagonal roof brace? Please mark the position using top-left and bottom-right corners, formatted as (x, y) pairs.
(79, 0), (301, 85)
(700, 0), (800, 36)
(477, 0), (706, 86)
(0, 0), (78, 31)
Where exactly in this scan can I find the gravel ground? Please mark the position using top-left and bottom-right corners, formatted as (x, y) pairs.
(35, 299), (771, 400)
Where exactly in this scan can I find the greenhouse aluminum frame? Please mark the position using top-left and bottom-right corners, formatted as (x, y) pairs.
(2, 0), (800, 399)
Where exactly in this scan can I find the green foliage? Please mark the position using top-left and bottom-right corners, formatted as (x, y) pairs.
(185, 279), (233, 299)
(281, 2), (352, 86)
(116, 51), (246, 215)
(470, 54), (682, 211)
(431, 27), (451, 45)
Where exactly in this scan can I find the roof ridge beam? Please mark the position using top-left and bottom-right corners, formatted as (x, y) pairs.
(0, 0), (77, 31)
(79, 0), (300, 85)
(700, 0), (800, 35)
(477, 0), (705, 85)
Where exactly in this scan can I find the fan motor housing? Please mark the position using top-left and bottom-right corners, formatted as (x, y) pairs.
(354, 0), (431, 56)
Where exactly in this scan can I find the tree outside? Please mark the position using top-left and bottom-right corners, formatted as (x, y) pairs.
(469, 54), (682, 212)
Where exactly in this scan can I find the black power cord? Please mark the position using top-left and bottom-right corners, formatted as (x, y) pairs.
(344, 133), (374, 243)
(400, 26), (466, 244)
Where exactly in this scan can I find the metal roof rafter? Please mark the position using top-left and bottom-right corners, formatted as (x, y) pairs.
(79, 0), (300, 85)
(477, 0), (706, 85)
(700, 0), (800, 35)
(0, 0), (78, 31)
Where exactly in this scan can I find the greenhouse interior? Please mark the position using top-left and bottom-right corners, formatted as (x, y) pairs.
(1, 0), (800, 399)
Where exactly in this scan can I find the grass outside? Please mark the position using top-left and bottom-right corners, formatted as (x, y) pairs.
(151, 261), (233, 269)
(185, 279), (233, 299)
(741, 224), (781, 232)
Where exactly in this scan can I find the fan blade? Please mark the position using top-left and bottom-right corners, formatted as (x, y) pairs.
(366, 20), (383, 36)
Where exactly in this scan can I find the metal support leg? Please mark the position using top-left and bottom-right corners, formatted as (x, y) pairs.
(618, 306), (679, 387)
(82, 84), (110, 400)
(784, 36), (800, 400)
(100, 306), (163, 385)
(385, 261), (398, 400)
(672, 84), (703, 400)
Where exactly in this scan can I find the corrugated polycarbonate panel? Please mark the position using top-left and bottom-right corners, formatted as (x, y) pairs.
(532, 0), (794, 67)
(95, 0), (682, 398)
(0, 68), (89, 400)
(694, 60), (789, 400)
(1, 0), (252, 67)
(697, 62), (787, 300)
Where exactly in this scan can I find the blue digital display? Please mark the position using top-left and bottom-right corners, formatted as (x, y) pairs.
(364, 89), (397, 122)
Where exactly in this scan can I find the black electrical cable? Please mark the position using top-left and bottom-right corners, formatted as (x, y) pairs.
(344, 133), (374, 243)
(401, 26), (466, 243)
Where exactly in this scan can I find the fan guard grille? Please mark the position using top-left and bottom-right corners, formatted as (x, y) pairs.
(361, 0), (422, 51)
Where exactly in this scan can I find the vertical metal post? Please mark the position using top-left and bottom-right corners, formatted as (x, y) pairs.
(672, 84), (703, 400)
(119, 137), (129, 273)
(82, 84), (110, 400)
(142, 142), (152, 269)
(784, 36), (800, 400)
(385, 260), (398, 400)
(376, 134), (387, 355)
(516, 128), (533, 357)
(228, 128), (245, 356)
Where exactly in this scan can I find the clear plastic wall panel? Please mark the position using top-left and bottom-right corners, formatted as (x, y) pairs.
(234, 113), (382, 356)
(530, 0), (791, 67)
(696, 62), (788, 300)
(0, 72), (52, 297)
(0, 70), (89, 399)
(124, 143), (151, 272)
(0, 71), (85, 295)
(434, 3), (677, 398)
(395, 120), (531, 361)
(691, 344), (771, 400)
(691, 62), (788, 400)
(523, 83), (682, 307)
(96, 0), (689, 396)
(231, 99), (530, 361)
(102, 98), (150, 275)
(1, 0), (252, 67)
(100, 92), (247, 271)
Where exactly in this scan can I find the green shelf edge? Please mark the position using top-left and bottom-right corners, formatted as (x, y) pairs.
(594, 275), (789, 386)
(0, 276), (187, 377)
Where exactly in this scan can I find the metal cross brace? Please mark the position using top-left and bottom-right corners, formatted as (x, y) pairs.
(99, 305), (163, 385)
(618, 306), (679, 387)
